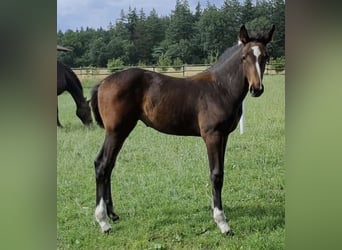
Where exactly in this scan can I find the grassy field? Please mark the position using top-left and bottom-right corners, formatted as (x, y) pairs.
(57, 75), (285, 249)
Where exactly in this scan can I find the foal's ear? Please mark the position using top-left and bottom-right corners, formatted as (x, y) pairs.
(265, 24), (275, 44)
(239, 25), (250, 45)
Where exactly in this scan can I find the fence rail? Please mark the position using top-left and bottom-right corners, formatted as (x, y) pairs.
(72, 63), (285, 80)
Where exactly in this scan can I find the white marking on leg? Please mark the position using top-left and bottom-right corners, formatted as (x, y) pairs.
(251, 45), (262, 86)
(95, 198), (112, 232)
(213, 207), (231, 234)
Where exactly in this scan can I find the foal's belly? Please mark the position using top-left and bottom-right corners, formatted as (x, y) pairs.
(140, 106), (200, 136)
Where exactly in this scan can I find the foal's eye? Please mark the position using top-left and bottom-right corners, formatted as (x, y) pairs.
(241, 55), (246, 61)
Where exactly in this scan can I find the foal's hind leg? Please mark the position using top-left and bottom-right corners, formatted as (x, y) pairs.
(94, 145), (119, 222)
(94, 138), (114, 233)
(94, 126), (136, 232)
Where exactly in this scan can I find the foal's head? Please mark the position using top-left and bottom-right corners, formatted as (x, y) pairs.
(239, 25), (275, 97)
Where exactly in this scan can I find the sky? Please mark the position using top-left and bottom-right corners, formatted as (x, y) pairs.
(57, 0), (225, 32)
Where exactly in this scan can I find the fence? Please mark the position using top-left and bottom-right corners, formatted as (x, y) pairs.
(72, 63), (285, 80)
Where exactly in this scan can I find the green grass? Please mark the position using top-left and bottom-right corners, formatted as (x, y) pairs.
(57, 75), (285, 249)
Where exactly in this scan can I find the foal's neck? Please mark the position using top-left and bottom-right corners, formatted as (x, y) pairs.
(210, 47), (249, 103)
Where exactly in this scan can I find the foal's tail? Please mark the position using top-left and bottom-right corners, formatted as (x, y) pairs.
(90, 84), (104, 128)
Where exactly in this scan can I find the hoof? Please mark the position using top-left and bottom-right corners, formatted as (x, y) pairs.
(101, 224), (112, 233)
(108, 212), (120, 222)
(225, 230), (234, 236)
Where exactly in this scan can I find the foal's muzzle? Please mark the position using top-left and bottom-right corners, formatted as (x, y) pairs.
(250, 84), (264, 97)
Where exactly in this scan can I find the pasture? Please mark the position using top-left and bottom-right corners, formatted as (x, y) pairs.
(57, 75), (285, 249)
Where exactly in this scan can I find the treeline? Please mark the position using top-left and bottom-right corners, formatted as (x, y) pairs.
(57, 0), (285, 68)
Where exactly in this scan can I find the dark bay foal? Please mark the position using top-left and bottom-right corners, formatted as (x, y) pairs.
(90, 25), (275, 234)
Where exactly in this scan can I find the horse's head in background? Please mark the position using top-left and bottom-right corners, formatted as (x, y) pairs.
(239, 24), (275, 97)
(77, 99), (93, 126)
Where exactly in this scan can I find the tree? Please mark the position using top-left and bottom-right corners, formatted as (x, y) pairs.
(165, 0), (194, 45)
(270, 0), (285, 58)
(166, 39), (192, 63)
(106, 20), (131, 65)
(145, 9), (168, 64)
(194, 2), (202, 22)
(221, 0), (242, 47)
(87, 36), (108, 67)
(193, 5), (224, 63)
(241, 0), (255, 25)
(246, 16), (272, 31)
(56, 1), (285, 67)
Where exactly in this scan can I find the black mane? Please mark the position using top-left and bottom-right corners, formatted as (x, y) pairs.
(57, 61), (83, 93)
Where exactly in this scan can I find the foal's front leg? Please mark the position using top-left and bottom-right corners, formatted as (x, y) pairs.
(204, 134), (232, 235)
(94, 144), (112, 233)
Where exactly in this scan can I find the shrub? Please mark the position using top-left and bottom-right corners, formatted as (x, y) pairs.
(157, 53), (172, 71)
(173, 58), (183, 71)
(85, 65), (99, 75)
(107, 58), (124, 73)
(270, 56), (285, 72)
(138, 60), (147, 67)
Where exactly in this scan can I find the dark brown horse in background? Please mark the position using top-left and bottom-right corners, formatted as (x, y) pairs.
(90, 25), (275, 235)
(57, 61), (92, 127)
